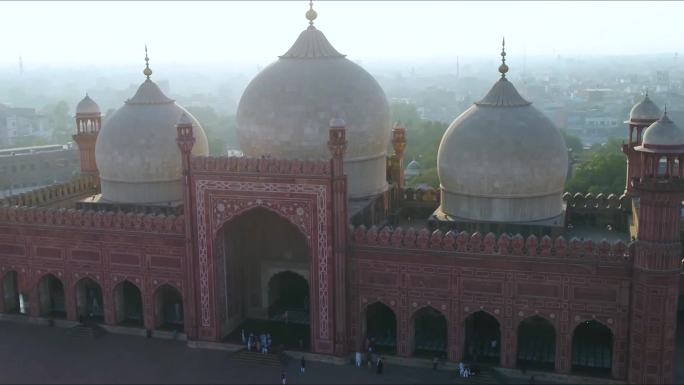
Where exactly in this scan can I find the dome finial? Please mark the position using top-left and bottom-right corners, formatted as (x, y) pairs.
(143, 44), (152, 80)
(306, 0), (317, 27)
(498, 36), (509, 78)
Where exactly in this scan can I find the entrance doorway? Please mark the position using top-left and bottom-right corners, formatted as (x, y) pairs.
(571, 320), (612, 376)
(365, 302), (397, 354)
(37, 274), (65, 318)
(517, 316), (556, 371)
(217, 207), (310, 351)
(114, 281), (143, 327)
(75, 278), (104, 323)
(2, 271), (24, 314)
(154, 285), (183, 332)
(412, 306), (447, 358)
(464, 311), (500, 363)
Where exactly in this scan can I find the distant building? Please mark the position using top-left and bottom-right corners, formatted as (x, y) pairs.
(0, 104), (50, 147)
(0, 143), (79, 196)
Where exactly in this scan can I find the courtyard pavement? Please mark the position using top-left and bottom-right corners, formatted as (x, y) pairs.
(0, 318), (681, 384)
(0, 321), (482, 384)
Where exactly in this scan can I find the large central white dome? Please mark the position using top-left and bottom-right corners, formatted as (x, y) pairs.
(236, 17), (391, 198)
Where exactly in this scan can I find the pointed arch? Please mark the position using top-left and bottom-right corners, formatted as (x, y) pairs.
(113, 280), (143, 326)
(1, 270), (22, 314)
(411, 305), (447, 358)
(36, 273), (65, 318)
(364, 301), (397, 355)
(74, 277), (104, 323)
(517, 315), (556, 370)
(153, 284), (183, 332)
(571, 320), (613, 375)
(463, 310), (501, 363)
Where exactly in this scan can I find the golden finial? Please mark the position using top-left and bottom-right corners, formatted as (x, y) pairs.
(498, 37), (509, 78)
(143, 44), (152, 79)
(306, 0), (317, 27)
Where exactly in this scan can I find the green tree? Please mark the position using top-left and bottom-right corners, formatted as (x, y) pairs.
(42, 101), (72, 144)
(565, 138), (626, 194)
(185, 106), (238, 156)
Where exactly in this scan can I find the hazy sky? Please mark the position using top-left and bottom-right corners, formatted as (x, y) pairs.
(0, 1), (682, 69)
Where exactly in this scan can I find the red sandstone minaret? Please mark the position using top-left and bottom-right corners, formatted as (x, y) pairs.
(73, 94), (101, 174)
(628, 109), (683, 384)
(328, 116), (348, 356)
(623, 92), (661, 195)
(390, 122), (407, 189)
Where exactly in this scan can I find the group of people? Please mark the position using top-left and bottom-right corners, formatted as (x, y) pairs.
(354, 349), (384, 374)
(242, 329), (272, 354)
(458, 362), (478, 378)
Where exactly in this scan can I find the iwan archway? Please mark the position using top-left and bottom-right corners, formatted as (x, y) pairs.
(215, 207), (311, 350)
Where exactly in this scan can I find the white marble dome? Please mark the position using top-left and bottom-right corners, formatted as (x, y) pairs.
(629, 94), (661, 122)
(95, 75), (208, 204)
(236, 20), (391, 198)
(437, 72), (568, 223)
(76, 94), (100, 116)
(637, 112), (684, 152)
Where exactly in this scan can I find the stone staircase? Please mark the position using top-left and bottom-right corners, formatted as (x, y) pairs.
(231, 349), (284, 367)
(66, 324), (106, 339)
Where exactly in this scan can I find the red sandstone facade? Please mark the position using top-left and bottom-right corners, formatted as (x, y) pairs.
(0, 119), (682, 384)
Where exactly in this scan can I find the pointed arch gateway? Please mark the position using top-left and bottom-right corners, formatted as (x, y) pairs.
(36, 274), (65, 318)
(154, 284), (184, 332)
(113, 280), (143, 326)
(571, 320), (613, 376)
(517, 315), (556, 370)
(215, 206), (312, 350)
(412, 306), (448, 358)
(364, 302), (397, 355)
(2, 271), (24, 314)
(463, 311), (501, 363)
(75, 277), (103, 323)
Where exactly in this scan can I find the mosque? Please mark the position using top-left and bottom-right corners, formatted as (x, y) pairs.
(0, 3), (682, 384)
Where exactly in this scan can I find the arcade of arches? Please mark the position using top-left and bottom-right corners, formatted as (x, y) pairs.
(0, 272), (184, 332)
(361, 303), (618, 375)
(215, 207), (311, 350)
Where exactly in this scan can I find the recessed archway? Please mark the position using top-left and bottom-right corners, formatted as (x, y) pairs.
(517, 316), (556, 371)
(2, 271), (23, 314)
(216, 207), (311, 351)
(365, 302), (397, 355)
(75, 278), (103, 323)
(571, 320), (612, 376)
(154, 284), (183, 332)
(464, 311), (500, 363)
(113, 280), (143, 327)
(412, 306), (447, 358)
(37, 274), (65, 318)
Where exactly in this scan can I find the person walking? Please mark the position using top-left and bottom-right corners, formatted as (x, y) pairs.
(281, 371), (287, 385)
(300, 356), (306, 374)
(355, 351), (362, 367)
(376, 356), (384, 374)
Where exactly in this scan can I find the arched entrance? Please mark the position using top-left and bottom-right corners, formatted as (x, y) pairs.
(517, 316), (556, 370)
(37, 274), (65, 318)
(571, 320), (612, 376)
(113, 281), (143, 327)
(412, 306), (447, 358)
(216, 207), (310, 350)
(154, 285), (183, 332)
(75, 278), (103, 323)
(464, 311), (500, 363)
(365, 302), (397, 355)
(2, 271), (24, 314)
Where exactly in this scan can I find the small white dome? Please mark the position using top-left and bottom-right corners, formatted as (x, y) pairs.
(629, 94), (661, 122)
(637, 112), (684, 152)
(95, 78), (208, 204)
(76, 94), (100, 115)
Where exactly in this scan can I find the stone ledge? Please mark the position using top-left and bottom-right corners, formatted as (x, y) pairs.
(493, 367), (626, 385)
(100, 324), (147, 337)
(187, 340), (243, 352)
